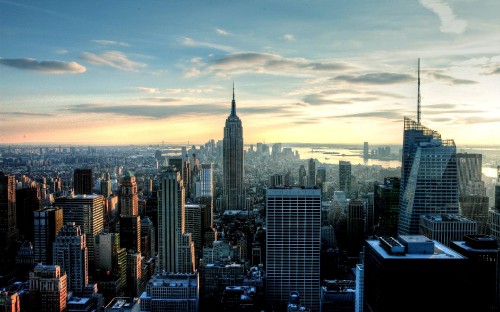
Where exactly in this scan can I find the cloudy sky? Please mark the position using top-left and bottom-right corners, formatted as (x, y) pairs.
(1, 0), (499, 146)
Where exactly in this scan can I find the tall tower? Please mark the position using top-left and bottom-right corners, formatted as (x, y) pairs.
(398, 118), (458, 235)
(307, 158), (316, 187)
(222, 86), (245, 211)
(339, 161), (352, 197)
(120, 172), (138, 216)
(73, 168), (93, 195)
(53, 222), (88, 293)
(0, 172), (18, 259)
(266, 187), (321, 312)
(157, 167), (195, 273)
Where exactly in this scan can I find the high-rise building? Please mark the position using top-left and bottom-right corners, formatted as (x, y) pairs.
(55, 194), (104, 270)
(157, 167), (195, 273)
(100, 172), (112, 198)
(490, 167), (500, 243)
(200, 163), (213, 199)
(316, 167), (326, 191)
(139, 272), (199, 312)
(308, 158), (316, 187)
(95, 232), (126, 292)
(0, 172), (17, 259)
(126, 252), (142, 297)
(141, 217), (155, 260)
(29, 264), (68, 312)
(364, 235), (471, 311)
(222, 87), (245, 211)
(184, 204), (203, 264)
(33, 207), (64, 264)
(120, 172), (138, 216)
(266, 187), (321, 312)
(169, 157), (190, 200)
(419, 214), (477, 247)
(363, 142), (369, 160)
(339, 161), (351, 197)
(53, 222), (88, 293)
(450, 235), (500, 312)
(456, 153), (483, 195)
(398, 118), (459, 235)
(120, 216), (141, 254)
(16, 184), (41, 242)
(298, 165), (307, 187)
(373, 177), (400, 237)
(74, 168), (93, 195)
(347, 200), (365, 256)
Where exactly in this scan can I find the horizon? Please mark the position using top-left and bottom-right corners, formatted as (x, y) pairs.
(1, 1), (499, 145)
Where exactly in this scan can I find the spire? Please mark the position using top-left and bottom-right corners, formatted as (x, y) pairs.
(231, 82), (236, 116)
(417, 58), (421, 125)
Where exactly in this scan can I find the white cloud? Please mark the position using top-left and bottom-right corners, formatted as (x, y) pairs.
(180, 37), (235, 52)
(215, 28), (231, 36)
(136, 87), (160, 94)
(81, 51), (146, 71)
(282, 34), (296, 41)
(419, 0), (467, 34)
(92, 39), (130, 47)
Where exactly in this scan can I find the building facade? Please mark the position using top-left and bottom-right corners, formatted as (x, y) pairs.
(266, 187), (321, 312)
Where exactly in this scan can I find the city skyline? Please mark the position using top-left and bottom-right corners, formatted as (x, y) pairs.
(1, 1), (499, 145)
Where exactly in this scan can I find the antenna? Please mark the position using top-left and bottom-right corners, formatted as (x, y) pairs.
(417, 58), (421, 125)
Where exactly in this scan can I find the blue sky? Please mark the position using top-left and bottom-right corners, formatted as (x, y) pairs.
(1, 0), (499, 145)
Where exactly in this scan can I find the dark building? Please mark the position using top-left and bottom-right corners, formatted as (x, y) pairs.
(308, 158), (316, 187)
(339, 161), (351, 197)
(450, 234), (500, 311)
(373, 177), (400, 237)
(16, 184), (41, 242)
(74, 168), (93, 195)
(364, 235), (472, 312)
(33, 207), (64, 264)
(119, 215), (141, 254)
(0, 172), (17, 272)
(347, 200), (365, 257)
(222, 87), (245, 211)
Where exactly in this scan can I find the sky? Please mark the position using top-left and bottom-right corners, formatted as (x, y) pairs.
(0, 0), (499, 146)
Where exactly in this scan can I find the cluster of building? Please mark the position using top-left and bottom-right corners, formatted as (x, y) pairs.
(1, 86), (500, 312)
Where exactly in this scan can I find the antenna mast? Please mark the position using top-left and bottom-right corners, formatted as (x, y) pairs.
(417, 58), (421, 125)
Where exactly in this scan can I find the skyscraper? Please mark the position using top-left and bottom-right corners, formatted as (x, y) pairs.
(53, 222), (88, 293)
(398, 118), (459, 235)
(73, 168), (93, 195)
(266, 187), (321, 312)
(33, 207), (63, 264)
(29, 264), (68, 312)
(0, 172), (18, 259)
(222, 86), (245, 211)
(339, 161), (351, 197)
(120, 172), (139, 216)
(157, 167), (195, 273)
(55, 194), (104, 270)
(307, 158), (316, 187)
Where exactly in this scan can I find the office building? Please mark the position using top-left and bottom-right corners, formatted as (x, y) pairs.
(95, 232), (126, 291)
(33, 207), (63, 264)
(200, 163), (213, 199)
(29, 264), (67, 312)
(141, 217), (155, 260)
(298, 165), (307, 187)
(185, 204), (203, 263)
(74, 168), (93, 195)
(317, 167), (326, 192)
(339, 161), (351, 197)
(398, 117), (459, 235)
(373, 177), (400, 237)
(55, 194), (104, 270)
(347, 200), (365, 256)
(450, 235), (500, 311)
(320, 280), (355, 312)
(0, 291), (20, 312)
(169, 157), (190, 200)
(363, 142), (369, 160)
(355, 263), (364, 312)
(126, 252), (142, 298)
(222, 87), (245, 211)
(120, 172), (138, 216)
(100, 172), (112, 198)
(140, 272), (199, 312)
(364, 235), (471, 311)
(419, 214), (477, 247)
(308, 158), (316, 187)
(157, 167), (195, 273)
(266, 187), (321, 312)
(16, 184), (41, 242)
(0, 172), (18, 260)
(119, 215), (141, 254)
(53, 222), (88, 293)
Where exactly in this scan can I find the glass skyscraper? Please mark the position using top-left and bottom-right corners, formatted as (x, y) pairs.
(398, 117), (459, 235)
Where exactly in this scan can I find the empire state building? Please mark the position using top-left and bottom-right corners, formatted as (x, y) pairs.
(222, 86), (245, 211)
